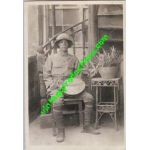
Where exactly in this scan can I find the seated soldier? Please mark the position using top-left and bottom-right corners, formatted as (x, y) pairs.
(43, 33), (100, 143)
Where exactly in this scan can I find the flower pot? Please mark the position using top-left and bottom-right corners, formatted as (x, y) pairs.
(99, 66), (119, 79)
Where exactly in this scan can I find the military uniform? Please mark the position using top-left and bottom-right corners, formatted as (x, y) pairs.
(43, 33), (99, 142)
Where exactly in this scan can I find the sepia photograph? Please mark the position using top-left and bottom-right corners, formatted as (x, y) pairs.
(24, 1), (125, 150)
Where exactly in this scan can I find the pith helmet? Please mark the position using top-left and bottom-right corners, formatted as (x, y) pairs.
(54, 33), (73, 48)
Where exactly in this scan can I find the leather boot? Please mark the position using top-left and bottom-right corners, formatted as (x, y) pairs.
(56, 128), (65, 142)
(53, 106), (65, 142)
(82, 126), (100, 135)
(82, 106), (100, 135)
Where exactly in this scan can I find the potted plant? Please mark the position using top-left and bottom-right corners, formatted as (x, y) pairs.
(88, 46), (121, 79)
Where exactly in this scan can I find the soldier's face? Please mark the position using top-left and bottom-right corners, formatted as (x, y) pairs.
(58, 39), (69, 52)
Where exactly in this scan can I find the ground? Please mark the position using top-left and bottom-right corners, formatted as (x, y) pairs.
(29, 116), (125, 150)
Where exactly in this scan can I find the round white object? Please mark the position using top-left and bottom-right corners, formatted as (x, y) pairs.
(64, 78), (85, 95)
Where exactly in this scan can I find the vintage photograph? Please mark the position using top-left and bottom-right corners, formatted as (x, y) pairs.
(24, 1), (125, 150)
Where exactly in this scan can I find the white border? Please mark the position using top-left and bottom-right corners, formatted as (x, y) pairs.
(24, 1), (125, 150)
(24, 1), (125, 5)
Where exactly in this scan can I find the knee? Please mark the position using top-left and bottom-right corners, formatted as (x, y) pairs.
(82, 91), (94, 103)
(52, 98), (64, 111)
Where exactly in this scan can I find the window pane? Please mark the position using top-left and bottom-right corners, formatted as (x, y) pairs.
(55, 26), (62, 34)
(49, 9), (63, 26)
(63, 9), (80, 25)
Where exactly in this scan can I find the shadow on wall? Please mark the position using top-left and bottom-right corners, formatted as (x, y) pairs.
(28, 55), (41, 122)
